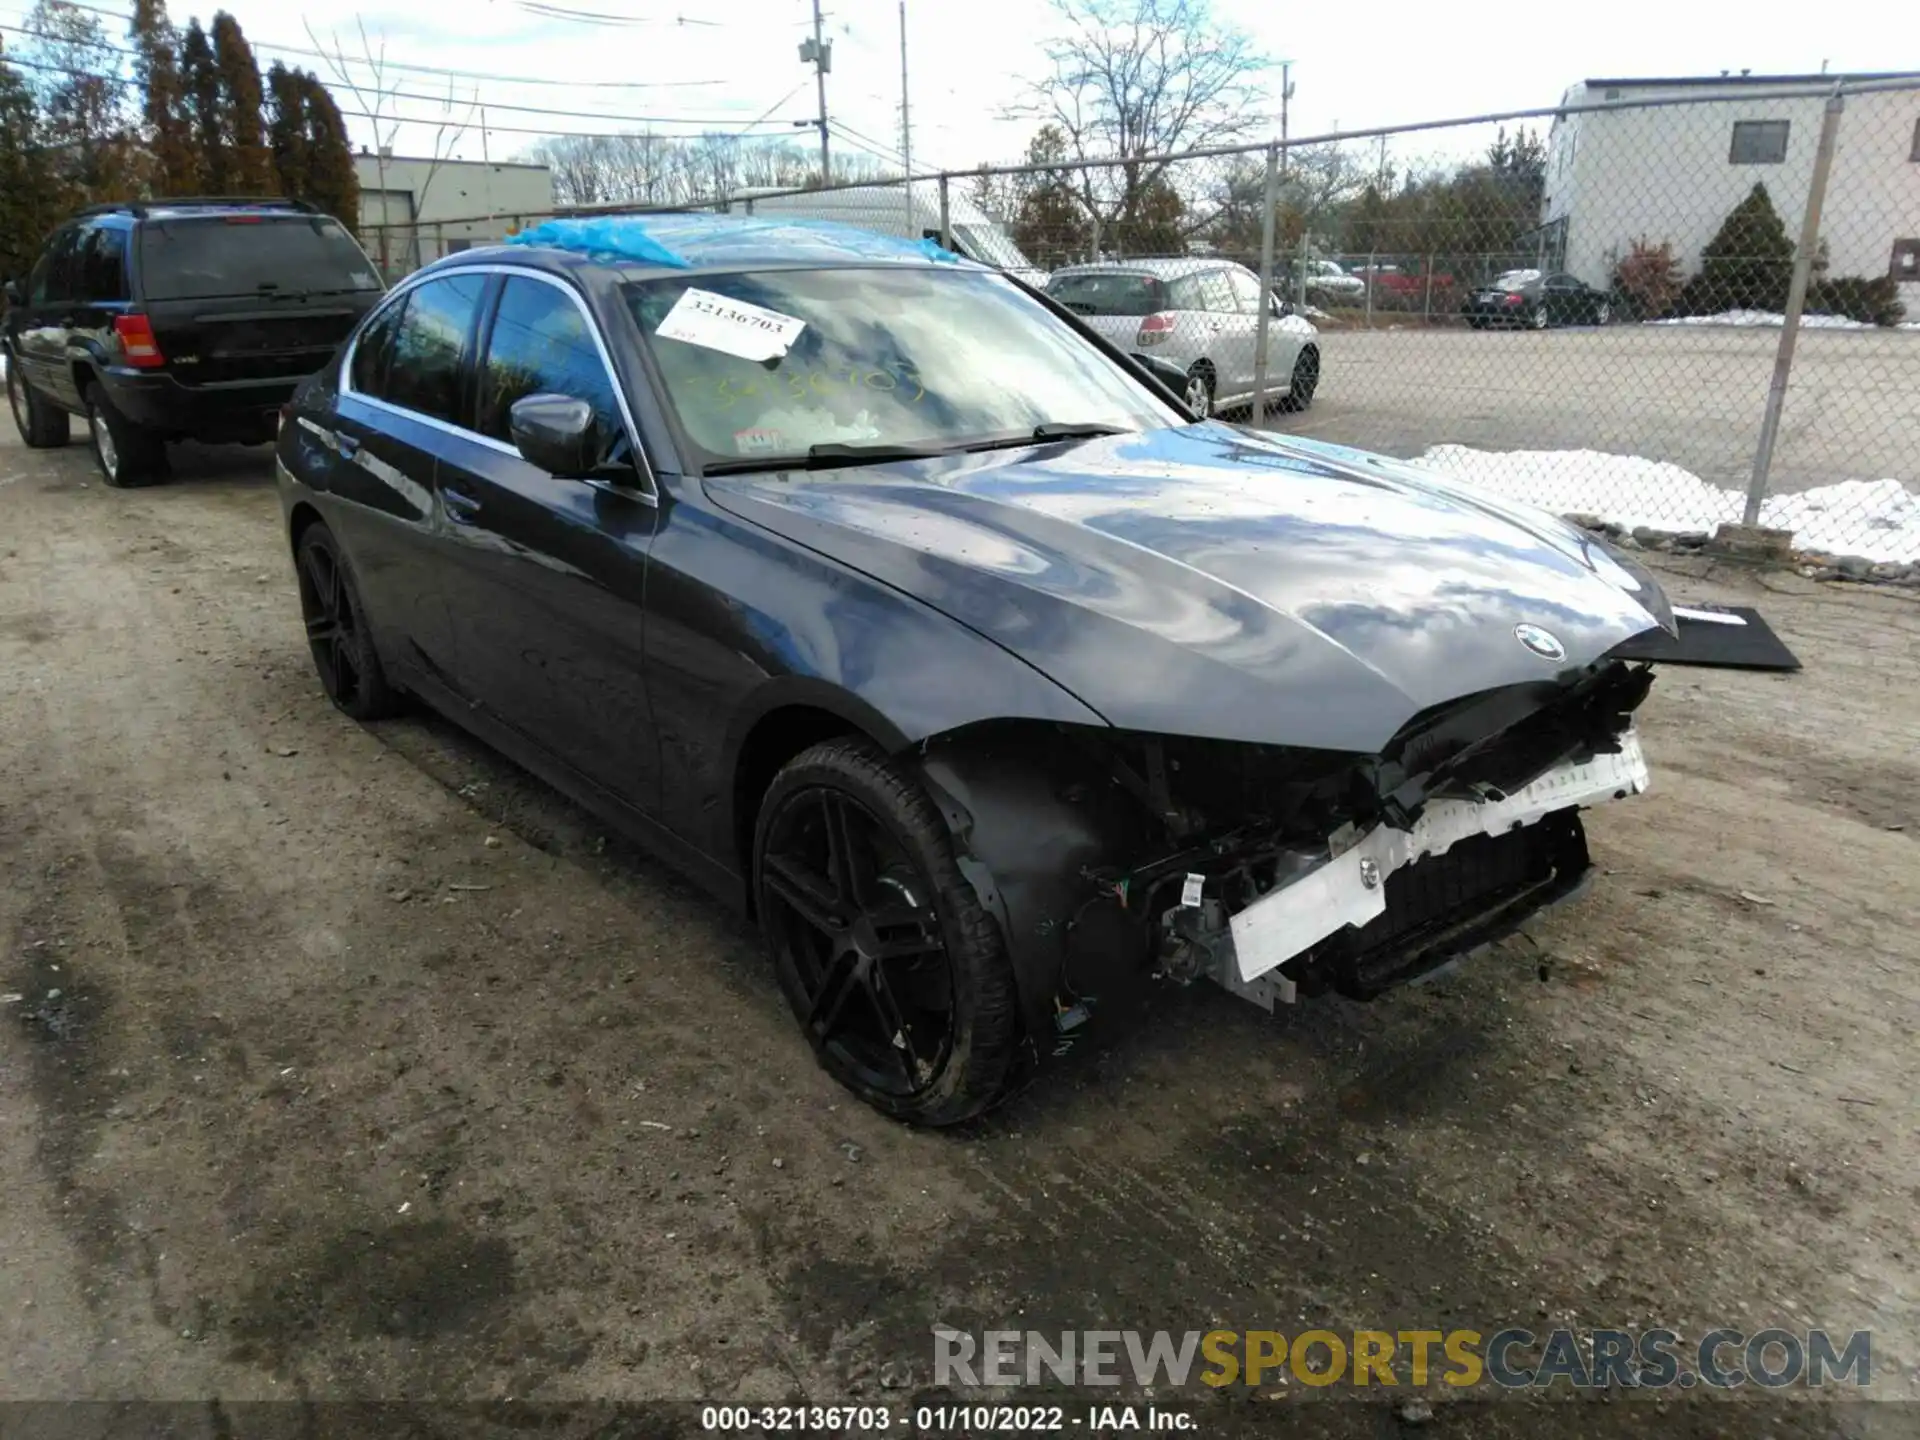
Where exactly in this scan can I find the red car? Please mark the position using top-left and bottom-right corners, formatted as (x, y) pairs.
(1357, 263), (1456, 310)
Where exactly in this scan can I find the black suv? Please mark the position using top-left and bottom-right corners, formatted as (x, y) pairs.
(3, 197), (383, 486)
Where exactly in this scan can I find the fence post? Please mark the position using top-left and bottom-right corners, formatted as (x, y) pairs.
(937, 173), (951, 251)
(1746, 90), (1844, 527)
(1423, 253), (1433, 322)
(1296, 229), (1309, 311)
(435, 222), (445, 264)
(1365, 247), (1375, 328)
(1250, 143), (1281, 423)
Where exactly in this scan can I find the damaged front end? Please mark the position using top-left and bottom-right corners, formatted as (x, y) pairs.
(916, 659), (1653, 1051)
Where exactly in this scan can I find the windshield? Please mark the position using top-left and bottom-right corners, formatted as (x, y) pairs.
(1044, 272), (1166, 317)
(626, 266), (1180, 467)
(949, 221), (1034, 272)
(137, 215), (381, 301)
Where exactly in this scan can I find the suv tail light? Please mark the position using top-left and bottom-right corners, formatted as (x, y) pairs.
(113, 314), (166, 368)
(1136, 312), (1177, 346)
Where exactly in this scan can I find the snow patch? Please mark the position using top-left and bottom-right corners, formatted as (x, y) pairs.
(1652, 309), (1920, 332)
(1413, 445), (1920, 563)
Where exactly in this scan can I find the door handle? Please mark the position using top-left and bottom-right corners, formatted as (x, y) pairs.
(335, 433), (360, 461)
(442, 488), (482, 523)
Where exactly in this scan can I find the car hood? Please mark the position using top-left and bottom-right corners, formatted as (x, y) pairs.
(703, 423), (1673, 752)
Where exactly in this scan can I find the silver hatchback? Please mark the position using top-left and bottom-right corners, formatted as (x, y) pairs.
(1045, 258), (1322, 418)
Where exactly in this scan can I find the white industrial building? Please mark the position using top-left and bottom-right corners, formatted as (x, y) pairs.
(1541, 74), (1920, 304)
(353, 153), (555, 277)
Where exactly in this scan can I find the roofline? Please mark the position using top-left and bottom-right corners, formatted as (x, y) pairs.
(353, 154), (552, 172)
(1580, 72), (1920, 87)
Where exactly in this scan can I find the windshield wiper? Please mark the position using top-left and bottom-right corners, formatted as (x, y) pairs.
(963, 422), (1130, 453)
(702, 440), (959, 476)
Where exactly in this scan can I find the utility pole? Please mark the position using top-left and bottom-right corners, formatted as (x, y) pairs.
(898, 0), (911, 178)
(1279, 60), (1294, 178)
(799, 0), (832, 182)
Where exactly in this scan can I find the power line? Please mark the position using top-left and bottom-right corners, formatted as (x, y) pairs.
(515, 2), (722, 27)
(0, 0), (736, 87)
(0, 22), (801, 128)
(0, 47), (806, 141)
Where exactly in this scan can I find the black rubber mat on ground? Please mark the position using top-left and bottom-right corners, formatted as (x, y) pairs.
(1613, 605), (1801, 670)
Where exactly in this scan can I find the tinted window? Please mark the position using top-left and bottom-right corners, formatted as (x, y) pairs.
(137, 215), (382, 301)
(76, 226), (129, 303)
(350, 293), (409, 398)
(381, 274), (487, 425)
(33, 228), (81, 304)
(627, 266), (1179, 465)
(1045, 272), (1167, 317)
(478, 276), (621, 457)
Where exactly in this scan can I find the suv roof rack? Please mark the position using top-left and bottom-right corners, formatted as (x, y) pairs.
(74, 196), (318, 220)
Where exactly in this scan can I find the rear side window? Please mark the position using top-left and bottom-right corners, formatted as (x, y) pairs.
(478, 276), (622, 457)
(380, 273), (489, 425)
(77, 226), (130, 303)
(137, 215), (382, 302)
(1046, 272), (1166, 317)
(350, 293), (409, 397)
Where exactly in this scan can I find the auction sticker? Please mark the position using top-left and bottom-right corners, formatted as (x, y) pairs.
(657, 288), (806, 362)
(733, 427), (786, 455)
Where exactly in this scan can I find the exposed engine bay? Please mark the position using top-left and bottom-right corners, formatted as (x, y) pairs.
(918, 658), (1655, 1046)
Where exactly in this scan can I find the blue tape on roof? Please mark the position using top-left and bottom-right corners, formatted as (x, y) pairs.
(507, 212), (962, 269)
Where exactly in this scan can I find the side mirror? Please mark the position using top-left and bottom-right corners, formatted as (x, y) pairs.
(1270, 295), (1294, 318)
(509, 393), (598, 476)
(2, 279), (21, 306)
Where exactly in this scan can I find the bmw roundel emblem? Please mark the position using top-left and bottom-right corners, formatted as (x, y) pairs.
(1515, 623), (1567, 661)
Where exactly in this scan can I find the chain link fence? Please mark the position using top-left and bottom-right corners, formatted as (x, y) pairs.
(372, 78), (1920, 564)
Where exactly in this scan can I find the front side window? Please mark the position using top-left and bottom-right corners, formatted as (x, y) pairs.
(1226, 268), (1265, 314)
(1730, 119), (1789, 164)
(478, 276), (622, 458)
(627, 266), (1180, 466)
(379, 273), (489, 425)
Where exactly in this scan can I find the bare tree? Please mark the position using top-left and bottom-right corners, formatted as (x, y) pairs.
(305, 18), (475, 270)
(1019, 0), (1267, 238)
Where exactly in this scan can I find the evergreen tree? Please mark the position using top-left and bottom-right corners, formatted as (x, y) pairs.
(129, 0), (199, 194)
(0, 52), (65, 284)
(265, 61), (309, 200)
(1687, 182), (1795, 313)
(181, 18), (223, 192)
(210, 12), (269, 193)
(20, 0), (138, 203)
(299, 71), (360, 232)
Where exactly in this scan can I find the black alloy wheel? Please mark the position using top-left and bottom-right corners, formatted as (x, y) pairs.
(754, 739), (1018, 1125)
(294, 524), (399, 721)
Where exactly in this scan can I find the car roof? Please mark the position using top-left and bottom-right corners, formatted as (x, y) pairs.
(433, 211), (974, 280)
(1049, 257), (1239, 281)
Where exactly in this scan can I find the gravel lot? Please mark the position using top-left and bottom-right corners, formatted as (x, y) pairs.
(1270, 325), (1920, 498)
(3, 427), (1918, 1434)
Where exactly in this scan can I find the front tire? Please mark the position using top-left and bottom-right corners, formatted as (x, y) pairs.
(294, 522), (401, 721)
(86, 387), (166, 487)
(1279, 346), (1319, 412)
(1183, 362), (1216, 419)
(8, 360), (69, 448)
(753, 738), (1019, 1127)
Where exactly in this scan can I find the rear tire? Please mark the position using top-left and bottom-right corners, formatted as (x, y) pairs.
(294, 522), (401, 721)
(753, 737), (1019, 1127)
(86, 386), (167, 487)
(1183, 362), (1216, 419)
(8, 360), (69, 448)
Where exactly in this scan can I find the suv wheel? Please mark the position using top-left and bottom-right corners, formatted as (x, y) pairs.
(8, 360), (70, 448)
(86, 386), (167, 487)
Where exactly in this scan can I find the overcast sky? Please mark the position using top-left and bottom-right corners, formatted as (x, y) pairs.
(15, 0), (1907, 175)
